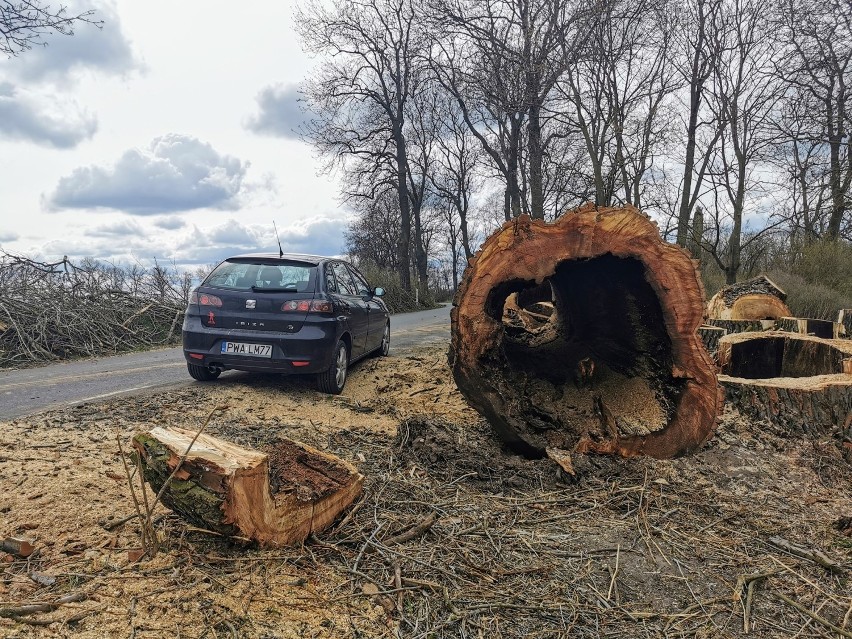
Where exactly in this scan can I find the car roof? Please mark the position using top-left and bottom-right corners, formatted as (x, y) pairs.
(225, 253), (335, 265)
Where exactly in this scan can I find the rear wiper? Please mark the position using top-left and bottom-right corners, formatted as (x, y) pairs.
(251, 286), (296, 292)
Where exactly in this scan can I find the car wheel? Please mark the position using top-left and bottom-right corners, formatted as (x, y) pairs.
(372, 322), (390, 357)
(187, 362), (221, 381)
(318, 340), (348, 394)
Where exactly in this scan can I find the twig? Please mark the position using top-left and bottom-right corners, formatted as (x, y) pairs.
(116, 434), (148, 552)
(768, 536), (843, 573)
(0, 592), (87, 618)
(382, 511), (439, 546)
(607, 544), (620, 602)
(772, 592), (852, 639)
(736, 571), (777, 633)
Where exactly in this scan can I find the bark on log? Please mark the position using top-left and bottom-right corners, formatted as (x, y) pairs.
(449, 205), (721, 459)
(705, 318), (773, 334)
(698, 325), (727, 361)
(707, 275), (790, 320)
(776, 317), (841, 340)
(718, 332), (852, 434)
(133, 427), (364, 546)
(839, 310), (852, 339)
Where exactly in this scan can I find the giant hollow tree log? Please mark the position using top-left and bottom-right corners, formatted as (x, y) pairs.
(449, 204), (721, 459)
(133, 427), (364, 546)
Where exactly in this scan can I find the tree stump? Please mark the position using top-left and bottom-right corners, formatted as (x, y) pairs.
(449, 204), (721, 459)
(717, 332), (852, 434)
(776, 317), (841, 340)
(706, 275), (790, 320)
(133, 427), (364, 546)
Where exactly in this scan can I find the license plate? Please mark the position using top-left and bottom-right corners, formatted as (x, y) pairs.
(220, 342), (272, 358)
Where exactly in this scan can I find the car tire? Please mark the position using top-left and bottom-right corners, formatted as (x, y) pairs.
(187, 362), (221, 381)
(318, 340), (348, 394)
(372, 321), (390, 357)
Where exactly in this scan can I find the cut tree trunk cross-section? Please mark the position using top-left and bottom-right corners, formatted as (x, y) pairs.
(133, 427), (364, 546)
(450, 204), (721, 459)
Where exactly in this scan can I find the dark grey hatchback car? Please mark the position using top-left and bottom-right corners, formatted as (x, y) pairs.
(182, 254), (389, 394)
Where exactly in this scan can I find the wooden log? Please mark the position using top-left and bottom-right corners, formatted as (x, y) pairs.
(705, 318), (773, 334)
(718, 332), (852, 434)
(717, 331), (852, 378)
(707, 275), (790, 320)
(837, 310), (851, 339)
(133, 427), (364, 546)
(720, 375), (852, 435)
(698, 325), (727, 361)
(449, 204), (721, 459)
(776, 317), (840, 339)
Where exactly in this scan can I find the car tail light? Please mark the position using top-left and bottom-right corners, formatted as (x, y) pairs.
(197, 293), (223, 307)
(281, 300), (333, 313)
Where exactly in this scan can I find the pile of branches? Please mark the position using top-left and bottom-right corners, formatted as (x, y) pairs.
(0, 253), (189, 368)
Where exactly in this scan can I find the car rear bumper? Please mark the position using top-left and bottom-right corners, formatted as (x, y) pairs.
(182, 315), (339, 374)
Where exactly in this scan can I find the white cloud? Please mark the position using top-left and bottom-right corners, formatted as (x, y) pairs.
(0, 83), (98, 148)
(0, 231), (21, 242)
(0, 0), (140, 84)
(152, 216), (186, 230)
(245, 83), (309, 140)
(49, 134), (248, 214)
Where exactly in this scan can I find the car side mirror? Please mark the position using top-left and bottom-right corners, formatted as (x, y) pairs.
(373, 287), (385, 297)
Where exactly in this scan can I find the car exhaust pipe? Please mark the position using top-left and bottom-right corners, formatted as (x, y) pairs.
(208, 364), (225, 374)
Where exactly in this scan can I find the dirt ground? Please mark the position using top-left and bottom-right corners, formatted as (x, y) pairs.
(0, 345), (850, 638)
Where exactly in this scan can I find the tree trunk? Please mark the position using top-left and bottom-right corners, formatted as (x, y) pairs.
(394, 125), (413, 291)
(717, 332), (852, 434)
(527, 104), (544, 220)
(133, 428), (363, 547)
(449, 204), (721, 459)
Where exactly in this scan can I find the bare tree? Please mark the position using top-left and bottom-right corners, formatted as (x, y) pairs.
(429, 94), (481, 260)
(672, 0), (724, 247)
(0, 1), (101, 56)
(778, 0), (852, 241)
(429, 21), (526, 220)
(701, 0), (784, 284)
(297, 0), (425, 290)
(554, 0), (679, 209)
(344, 190), (402, 270)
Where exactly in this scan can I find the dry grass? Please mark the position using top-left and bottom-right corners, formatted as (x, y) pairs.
(0, 346), (850, 638)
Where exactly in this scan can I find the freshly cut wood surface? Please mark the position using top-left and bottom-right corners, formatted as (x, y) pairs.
(450, 204), (721, 459)
(133, 427), (364, 546)
(718, 332), (852, 434)
(707, 275), (790, 320)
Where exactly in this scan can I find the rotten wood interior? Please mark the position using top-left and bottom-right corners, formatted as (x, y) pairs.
(450, 205), (721, 460)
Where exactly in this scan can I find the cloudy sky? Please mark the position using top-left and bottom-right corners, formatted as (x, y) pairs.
(0, 0), (347, 269)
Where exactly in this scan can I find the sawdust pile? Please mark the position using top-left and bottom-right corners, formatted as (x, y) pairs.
(0, 346), (850, 638)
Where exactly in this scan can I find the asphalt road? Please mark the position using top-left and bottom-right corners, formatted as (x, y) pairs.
(0, 304), (452, 421)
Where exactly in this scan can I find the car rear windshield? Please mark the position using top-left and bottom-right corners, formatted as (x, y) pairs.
(204, 260), (317, 292)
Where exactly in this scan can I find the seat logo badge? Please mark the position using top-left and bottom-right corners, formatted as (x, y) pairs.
(246, 299), (256, 309)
